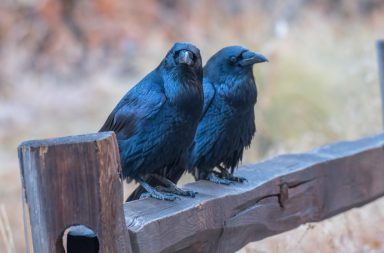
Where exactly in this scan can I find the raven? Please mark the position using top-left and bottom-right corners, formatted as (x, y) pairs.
(188, 46), (267, 184)
(100, 42), (203, 200)
(127, 45), (267, 201)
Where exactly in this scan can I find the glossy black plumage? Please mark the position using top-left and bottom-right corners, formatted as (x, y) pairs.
(188, 46), (267, 183)
(100, 42), (203, 200)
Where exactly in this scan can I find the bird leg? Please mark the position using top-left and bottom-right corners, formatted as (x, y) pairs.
(217, 165), (247, 183)
(206, 171), (232, 185)
(137, 178), (179, 201)
(150, 174), (197, 198)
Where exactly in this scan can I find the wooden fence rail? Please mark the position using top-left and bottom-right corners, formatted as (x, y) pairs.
(18, 132), (384, 253)
(377, 39), (384, 128)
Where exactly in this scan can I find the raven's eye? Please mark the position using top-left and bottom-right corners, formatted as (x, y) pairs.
(230, 56), (237, 63)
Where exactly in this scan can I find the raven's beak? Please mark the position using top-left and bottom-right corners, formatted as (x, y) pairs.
(239, 51), (268, 66)
(177, 50), (194, 65)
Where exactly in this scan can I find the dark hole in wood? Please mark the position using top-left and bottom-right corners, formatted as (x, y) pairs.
(62, 225), (99, 253)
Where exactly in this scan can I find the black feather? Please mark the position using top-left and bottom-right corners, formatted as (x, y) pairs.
(100, 42), (203, 185)
(188, 46), (267, 179)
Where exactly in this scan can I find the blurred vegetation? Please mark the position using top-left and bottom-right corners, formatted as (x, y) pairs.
(0, 0), (384, 252)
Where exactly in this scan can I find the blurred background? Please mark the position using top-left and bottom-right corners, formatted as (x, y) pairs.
(1, 0), (384, 252)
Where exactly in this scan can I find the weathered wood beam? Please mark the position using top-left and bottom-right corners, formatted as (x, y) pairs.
(18, 132), (384, 253)
(377, 40), (384, 129)
(18, 132), (132, 253)
(125, 133), (384, 253)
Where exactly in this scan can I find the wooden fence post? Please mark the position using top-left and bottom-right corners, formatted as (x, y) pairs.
(376, 40), (384, 129)
(18, 132), (132, 253)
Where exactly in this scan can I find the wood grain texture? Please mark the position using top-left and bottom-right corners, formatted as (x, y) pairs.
(17, 132), (384, 253)
(125, 133), (384, 253)
(377, 40), (384, 128)
(18, 132), (132, 253)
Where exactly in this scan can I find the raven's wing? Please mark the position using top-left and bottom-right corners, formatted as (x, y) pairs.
(99, 82), (166, 139)
(187, 80), (219, 170)
(200, 79), (216, 119)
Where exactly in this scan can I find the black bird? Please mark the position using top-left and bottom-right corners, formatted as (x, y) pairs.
(127, 45), (267, 200)
(188, 46), (267, 184)
(100, 42), (203, 200)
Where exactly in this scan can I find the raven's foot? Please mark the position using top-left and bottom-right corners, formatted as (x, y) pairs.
(150, 174), (198, 198)
(156, 185), (197, 197)
(139, 191), (179, 201)
(218, 166), (247, 183)
(221, 172), (248, 183)
(207, 172), (232, 185)
(225, 174), (247, 183)
(138, 179), (179, 201)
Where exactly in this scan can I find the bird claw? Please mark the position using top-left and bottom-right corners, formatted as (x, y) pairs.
(223, 175), (248, 183)
(136, 178), (180, 201)
(183, 189), (198, 197)
(140, 192), (180, 201)
(217, 167), (247, 183)
(207, 173), (232, 185)
(156, 186), (198, 198)
(139, 192), (151, 200)
(139, 190), (179, 201)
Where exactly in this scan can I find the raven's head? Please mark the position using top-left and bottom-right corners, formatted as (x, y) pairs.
(204, 46), (267, 82)
(159, 42), (203, 78)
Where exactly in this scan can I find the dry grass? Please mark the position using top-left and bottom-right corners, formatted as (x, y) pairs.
(0, 204), (16, 253)
(1, 1), (384, 252)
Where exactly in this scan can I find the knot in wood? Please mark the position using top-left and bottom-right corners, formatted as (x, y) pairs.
(279, 183), (289, 208)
